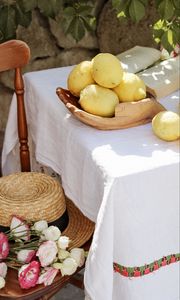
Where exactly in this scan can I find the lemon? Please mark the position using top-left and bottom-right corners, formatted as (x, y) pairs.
(152, 111), (180, 141)
(113, 72), (146, 102)
(79, 84), (119, 117)
(67, 61), (95, 97)
(91, 53), (123, 88)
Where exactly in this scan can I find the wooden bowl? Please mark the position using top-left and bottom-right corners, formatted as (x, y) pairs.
(56, 87), (165, 130)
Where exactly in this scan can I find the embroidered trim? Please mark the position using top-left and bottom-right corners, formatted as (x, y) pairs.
(113, 253), (180, 277)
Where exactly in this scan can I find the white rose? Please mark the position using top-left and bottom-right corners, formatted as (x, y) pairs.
(42, 226), (61, 241)
(0, 276), (5, 289)
(70, 248), (85, 267)
(0, 262), (7, 278)
(36, 241), (58, 267)
(60, 257), (78, 276)
(58, 249), (70, 260)
(33, 220), (48, 232)
(57, 236), (69, 250)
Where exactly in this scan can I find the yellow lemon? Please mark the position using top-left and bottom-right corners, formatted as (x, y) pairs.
(152, 111), (180, 141)
(67, 61), (95, 97)
(79, 84), (119, 117)
(113, 72), (146, 102)
(91, 53), (123, 88)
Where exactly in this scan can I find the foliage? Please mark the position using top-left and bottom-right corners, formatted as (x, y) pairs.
(0, 0), (96, 42)
(112, 0), (180, 52)
(0, 0), (179, 52)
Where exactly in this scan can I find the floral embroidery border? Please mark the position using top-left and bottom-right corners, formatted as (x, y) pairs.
(113, 253), (180, 277)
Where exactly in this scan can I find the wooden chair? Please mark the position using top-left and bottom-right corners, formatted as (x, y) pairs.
(0, 40), (91, 299)
(0, 40), (31, 172)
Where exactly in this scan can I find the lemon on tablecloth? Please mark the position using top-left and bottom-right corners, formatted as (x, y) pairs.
(152, 111), (180, 141)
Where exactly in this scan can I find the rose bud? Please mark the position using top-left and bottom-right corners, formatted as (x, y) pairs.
(58, 249), (70, 260)
(0, 277), (5, 289)
(52, 262), (62, 270)
(60, 257), (78, 276)
(18, 261), (40, 289)
(0, 262), (8, 278)
(70, 248), (85, 267)
(36, 241), (58, 267)
(0, 233), (9, 260)
(17, 249), (36, 263)
(32, 220), (48, 232)
(57, 236), (70, 250)
(42, 226), (61, 241)
(10, 216), (30, 241)
(37, 267), (59, 286)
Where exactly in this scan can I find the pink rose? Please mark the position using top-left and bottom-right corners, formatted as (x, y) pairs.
(17, 249), (36, 263)
(36, 241), (58, 267)
(18, 261), (40, 289)
(38, 267), (59, 286)
(0, 233), (9, 260)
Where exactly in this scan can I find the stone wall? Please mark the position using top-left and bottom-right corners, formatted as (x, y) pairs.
(0, 0), (158, 131)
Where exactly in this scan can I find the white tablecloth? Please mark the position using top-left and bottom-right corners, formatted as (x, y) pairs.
(2, 66), (180, 300)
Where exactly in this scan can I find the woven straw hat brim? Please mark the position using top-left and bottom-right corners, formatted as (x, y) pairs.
(0, 172), (94, 247)
(0, 172), (66, 227)
(63, 198), (94, 249)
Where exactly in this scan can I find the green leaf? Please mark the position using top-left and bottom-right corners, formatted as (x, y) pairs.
(66, 16), (85, 41)
(153, 19), (165, 30)
(172, 24), (180, 43)
(172, 0), (180, 10)
(161, 30), (174, 52)
(153, 28), (164, 42)
(61, 15), (74, 33)
(20, 0), (38, 12)
(80, 15), (96, 32)
(158, 0), (174, 20)
(15, 0), (32, 27)
(167, 29), (173, 45)
(0, 5), (16, 41)
(38, 0), (62, 18)
(76, 4), (94, 16)
(63, 7), (76, 17)
(154, 0), (163, 7)
(139, 0), (148, 5)
(112, 0), (128, 11)
(129, 0), (145, 22)
(174, 8), (180, 17)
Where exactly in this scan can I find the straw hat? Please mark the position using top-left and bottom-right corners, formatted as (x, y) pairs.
(0, 172), (94, 248)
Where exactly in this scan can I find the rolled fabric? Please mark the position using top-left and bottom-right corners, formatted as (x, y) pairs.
(139, 56), (179, 99)
(116, 46), (161, 73)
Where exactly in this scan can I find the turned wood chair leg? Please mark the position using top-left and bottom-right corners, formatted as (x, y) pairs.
(15, 67), (31, 172)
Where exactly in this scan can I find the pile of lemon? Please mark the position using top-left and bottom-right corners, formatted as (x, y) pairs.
(67, 53), (179, 141)
(67, 53), (146, 117)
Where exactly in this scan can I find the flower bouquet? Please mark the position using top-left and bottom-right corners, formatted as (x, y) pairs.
(0, 216), (86, 290)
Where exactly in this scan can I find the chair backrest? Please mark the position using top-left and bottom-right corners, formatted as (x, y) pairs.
(0, 40), (31, 172)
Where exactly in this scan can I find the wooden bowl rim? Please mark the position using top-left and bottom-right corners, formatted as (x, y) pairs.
(56, 86), (164, 130)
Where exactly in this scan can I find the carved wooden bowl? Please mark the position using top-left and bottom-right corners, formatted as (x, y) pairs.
(56, 87), (165, 130)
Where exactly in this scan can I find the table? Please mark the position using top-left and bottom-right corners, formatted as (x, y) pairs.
(2, 66), (180, 300)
